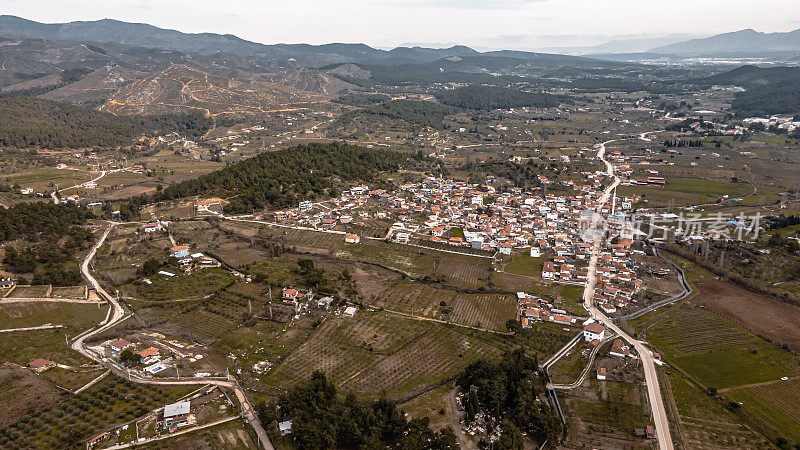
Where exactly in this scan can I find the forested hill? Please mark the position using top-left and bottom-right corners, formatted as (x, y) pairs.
(369, 99), (458, 129)
(436, 85), (568, 110)
(126, 142), (410, 215)
(0, 96), (215, 149)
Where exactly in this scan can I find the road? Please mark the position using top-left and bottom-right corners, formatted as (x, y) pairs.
(551, 335), (615, 390)
(0, 323), (64, 333)
(582, 140), (675, 450)
(623, 247), (692, 320)
(71, 224), (274, 449)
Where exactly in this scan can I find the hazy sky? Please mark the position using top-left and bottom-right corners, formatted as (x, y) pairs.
(3, 0), (800, 50)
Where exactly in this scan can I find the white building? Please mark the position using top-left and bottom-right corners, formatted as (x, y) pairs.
(583, 323), (606, 342)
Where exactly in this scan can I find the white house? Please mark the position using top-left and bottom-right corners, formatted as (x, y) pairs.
(583, 323), (606, 342)
(530, 246), (541, 257)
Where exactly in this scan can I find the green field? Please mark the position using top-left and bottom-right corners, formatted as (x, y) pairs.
(648, 306), (800, 389)
(726, 379), (800, 443)
(136, 267), (236, 301)
(0, 302), (107, 330)
(503, 253), (543, 278)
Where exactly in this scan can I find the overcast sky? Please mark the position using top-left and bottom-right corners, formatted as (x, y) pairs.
(3, 0), (800, 50)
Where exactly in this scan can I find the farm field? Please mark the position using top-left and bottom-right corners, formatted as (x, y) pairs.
(648, 306), (800, 389)
(503, 253), (544, 279)
(0, 376), (194, 449)
(134, 418), (257, 449)
(434, 252), (491, 289)
(261, 226), (345, 253)
(372, 283), (515, 331)
(693, 279), (800, 353)
(136, 267), (236, 301)
(562, 377), (652, 449)
(341, 323), (502, 400)
(372, 282), (456, 317)
(0, 364), (66, 428)
(447, 293), (516, 331)
(725, 378), (800, 443)
(662, 368), (764, 449)
(0, 301), (107, 330)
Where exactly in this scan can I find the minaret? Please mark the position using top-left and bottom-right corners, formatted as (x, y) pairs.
(611, 186), (617, 215)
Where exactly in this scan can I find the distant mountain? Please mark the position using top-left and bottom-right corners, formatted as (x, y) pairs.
(651, 28), (800, 55)
(540, 35), (699, 55)
(0, 15), (480, 66)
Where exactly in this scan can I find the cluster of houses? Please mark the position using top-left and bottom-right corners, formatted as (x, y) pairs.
(516, 292), (578, 328)
(281, 287), (358, 318)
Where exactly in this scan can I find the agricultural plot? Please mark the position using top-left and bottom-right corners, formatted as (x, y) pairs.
(503, 253), (544, 279)
(7, 285), (51, 298)
(373, 282), (456, 317)
(726, 379), (800, 443)
(561, 374), (653, 449)
(136, 267), (235, 301)
(665, 370), (763, 449)
(447, 293), (516, 332)
(171, 308), (235, 343)
(264, 319), (382, 388)
(333, 240), (434, 277)
(435, 253), (491, 289)
(0, 302), (106, 331)
(649, 307), (752, 354)
(342, 324), (502, 399)
(0, 376), (193, 449)
(261, 227), (344, 252)
(648, 306), (800, 389)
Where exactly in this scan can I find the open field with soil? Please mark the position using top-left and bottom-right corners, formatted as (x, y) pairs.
(694, 279), (800, 353)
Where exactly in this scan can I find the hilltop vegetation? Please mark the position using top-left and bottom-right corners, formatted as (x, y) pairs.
(436, 84), (567, 110)
(731, 82), (800, 117)
(0, 202), (94, 285)
(369, 99), (458, 129)
(122, 142), (411, 216)
(0, 96), (215, 149)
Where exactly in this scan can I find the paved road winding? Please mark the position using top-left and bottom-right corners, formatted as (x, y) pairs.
(583, 140), (675, 450)
(71, 224), (274, 449)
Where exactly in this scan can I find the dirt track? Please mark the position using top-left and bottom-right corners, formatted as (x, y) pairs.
(695, 280), (800, 353)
